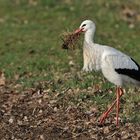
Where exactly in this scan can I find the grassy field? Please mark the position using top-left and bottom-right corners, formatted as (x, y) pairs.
(0, 0), (140, 139)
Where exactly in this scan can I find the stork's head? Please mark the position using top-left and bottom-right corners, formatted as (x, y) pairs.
(74, 20), (96, 34)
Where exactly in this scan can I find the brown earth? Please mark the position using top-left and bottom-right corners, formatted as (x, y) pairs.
(0, 82), (140, 140)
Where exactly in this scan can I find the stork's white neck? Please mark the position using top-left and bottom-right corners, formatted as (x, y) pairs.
(84, 29), (95, 44)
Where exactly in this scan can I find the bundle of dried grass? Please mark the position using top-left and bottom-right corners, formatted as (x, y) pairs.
(61, 31), (81, 50)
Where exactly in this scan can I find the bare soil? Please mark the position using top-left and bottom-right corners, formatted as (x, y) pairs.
(0, 83), (140, 140)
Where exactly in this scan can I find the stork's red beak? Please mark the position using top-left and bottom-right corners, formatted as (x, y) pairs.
(74, 28), (84, 34)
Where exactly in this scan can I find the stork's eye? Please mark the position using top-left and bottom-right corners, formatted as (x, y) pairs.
(82, 24), (86, 27)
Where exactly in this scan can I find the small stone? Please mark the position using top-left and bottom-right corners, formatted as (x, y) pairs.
(121, 133), (130, 139)
(54, 107), (58, 112)
(39, 135), (45, 140)
(38, 99), (42, 104)
(17, 120), (22, 125)
(104, 126), (110, 134)
(69, 60), (74, 66)
(9, 117), (14, 123)
(129, 24), (135, 29)
(50, 100), (57, 104)
(23, 116), (28, 121)
(39, 110), (43, 114)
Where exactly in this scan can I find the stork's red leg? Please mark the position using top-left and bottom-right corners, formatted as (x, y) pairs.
(99, 87), (123, 125)
(116, 87), (120, 126)
(100, 99), (116, 124)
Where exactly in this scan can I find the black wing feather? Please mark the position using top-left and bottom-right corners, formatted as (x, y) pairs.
(115, 58), (140, 81)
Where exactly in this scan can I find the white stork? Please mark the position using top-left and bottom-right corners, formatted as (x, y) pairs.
(74, 20), (140, 126)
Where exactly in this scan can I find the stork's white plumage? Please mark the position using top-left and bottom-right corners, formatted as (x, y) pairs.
(74, 20), (140, 126)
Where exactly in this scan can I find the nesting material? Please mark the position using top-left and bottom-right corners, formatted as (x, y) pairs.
(61, 31), (81, 50)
